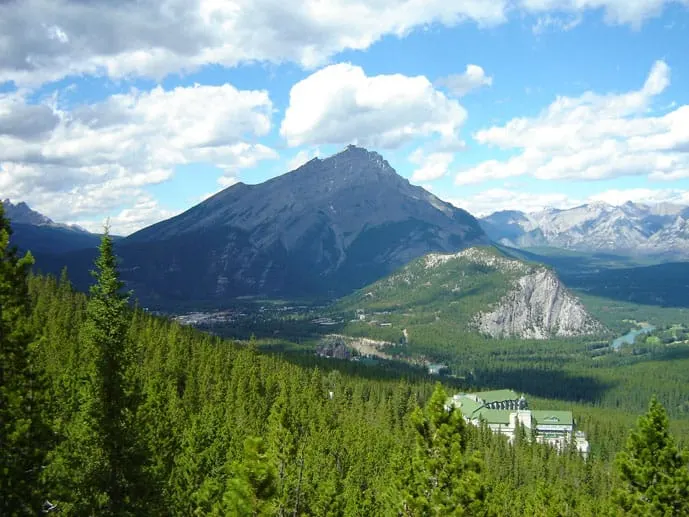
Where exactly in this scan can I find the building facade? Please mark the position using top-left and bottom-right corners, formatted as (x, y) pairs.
(448, 389), (590, 457)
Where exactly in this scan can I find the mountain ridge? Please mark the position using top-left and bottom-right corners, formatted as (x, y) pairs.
(49, 145), (487, 303)
(1, 199), (103, 254)
(481, 201), (689, 258)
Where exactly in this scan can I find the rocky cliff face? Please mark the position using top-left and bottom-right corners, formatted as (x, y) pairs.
(341, 246), (604, 340)
(474, 267), (603, 339)
(425, 248), (602, 339)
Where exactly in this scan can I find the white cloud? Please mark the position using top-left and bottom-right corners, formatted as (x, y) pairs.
(455, 60), (689, 185)
(0, 0), (509, 87)
(1, 1), (687, 87)
(0, 83), (277, 234)
(532, 14), (582, 34)
(287, 148), (321, 171)
(409, 149), (455, 182)
(72, 196), (181, 236)
(588, 188), (689, 206)
(520, 0), (689, 27)
(280, 63), (467, 150)
(436, 64), (493, 97)
(446, 188), (583, 217)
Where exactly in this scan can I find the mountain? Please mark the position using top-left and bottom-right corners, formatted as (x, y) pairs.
(3, 199), (54, 226)
(481, 201), (689, 258)
(2, 199), (103, 254)
(100, 145), (486, 303)
(339, 246), (604, 340)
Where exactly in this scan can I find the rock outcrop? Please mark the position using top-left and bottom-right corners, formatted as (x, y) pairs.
(342, 246), (605, 340)
(474, 268), (603, 339)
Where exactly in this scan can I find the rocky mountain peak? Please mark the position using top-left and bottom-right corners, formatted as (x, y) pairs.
(2, 199), (53, 225)
(116, 146), (485, 302)
(290, 145), (398, 187)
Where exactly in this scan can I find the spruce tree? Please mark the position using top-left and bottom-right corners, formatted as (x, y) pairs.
(614, 396), (689, 516)
(45, 229), (149, 515)
(0, 203), (49, 515)
(193, 436), (277, 516)
(401, 383), (489, 516)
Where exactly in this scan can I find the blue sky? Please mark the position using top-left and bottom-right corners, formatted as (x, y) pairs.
(1, 0), (688, 234)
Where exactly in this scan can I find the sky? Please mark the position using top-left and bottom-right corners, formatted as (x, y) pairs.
(1, 0), (689, 235)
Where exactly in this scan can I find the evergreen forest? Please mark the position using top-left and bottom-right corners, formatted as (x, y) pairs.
(3, 204), (689, 516)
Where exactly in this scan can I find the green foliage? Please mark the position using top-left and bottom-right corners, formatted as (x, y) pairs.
(614, 397), (689, 515)
(15, 236), (689, 516)
(43, 230), (152, 515)
(194, 437), (277, 516)
(400, 384), (489, 516)
(0, 203), (49, 515)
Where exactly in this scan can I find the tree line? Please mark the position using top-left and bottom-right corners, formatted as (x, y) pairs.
(2, 204), (689, 515)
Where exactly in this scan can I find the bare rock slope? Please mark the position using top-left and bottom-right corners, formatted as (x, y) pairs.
(344, 246), (604, 340)
(474, 267), (602, 339)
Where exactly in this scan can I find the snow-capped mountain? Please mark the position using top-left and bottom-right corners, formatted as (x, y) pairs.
(480, 201), (689, 258)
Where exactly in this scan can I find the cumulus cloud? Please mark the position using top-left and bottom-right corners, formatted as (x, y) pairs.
(436, 64), (493, 97)
(1, 1), (687, 87)
(0, 0), (509, 87)
(72, 195), (181, 236)
(455, 60), (689, 185)
(409, 149), (455, 182)
(280, 63), (467, 150)
(0, 83), (277, 234)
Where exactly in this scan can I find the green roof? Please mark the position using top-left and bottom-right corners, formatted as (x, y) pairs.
(476, 409), (512, 425)
(473, 389), (520, 403)
(532, 411), (573, 426)
(453, 397), (484, 418)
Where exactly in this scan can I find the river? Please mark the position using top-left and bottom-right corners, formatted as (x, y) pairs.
(611, 325), (656, 350)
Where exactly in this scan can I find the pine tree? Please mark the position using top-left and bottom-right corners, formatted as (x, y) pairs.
(400, 383), (489, 516)
(266, 389), (298, 515)
(44, 229), (150, 515)
(0, 203), (49, 515)
(614, 396), (689, 516)
(194, 436), (277, 516)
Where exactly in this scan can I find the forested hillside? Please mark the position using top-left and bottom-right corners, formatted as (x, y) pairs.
(3, 205), (689, 516)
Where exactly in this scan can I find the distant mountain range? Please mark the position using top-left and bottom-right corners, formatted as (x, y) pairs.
(8, 149), (689, 309)
(481, 201), (689, 259)
(2, 199), (103, 254)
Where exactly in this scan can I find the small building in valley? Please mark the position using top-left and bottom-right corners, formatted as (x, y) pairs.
(448, 389), (589, 457)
